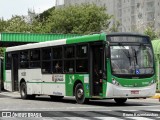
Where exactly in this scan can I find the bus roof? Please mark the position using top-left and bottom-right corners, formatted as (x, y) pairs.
(6, 33), (147, 52)
(6, 33), (106, 52)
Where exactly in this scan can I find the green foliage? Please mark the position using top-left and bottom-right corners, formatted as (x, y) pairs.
(0, 4), (113, 56)
(144, 26), (158, 40)
(0, 4), (112, 34)
(0, 48), (4, 57)
(4, 16), (31, 33)
(46, 4), (112, 34)
(109, 18), (120, 32)
(38, 7), (55, 22)
(30, 19), (45, 33)
(0, 18), (8, 32)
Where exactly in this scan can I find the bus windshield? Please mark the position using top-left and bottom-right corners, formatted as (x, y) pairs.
(110, 41), (154, 76)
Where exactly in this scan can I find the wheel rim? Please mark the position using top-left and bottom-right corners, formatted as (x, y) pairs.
(77, 88), (84, 99)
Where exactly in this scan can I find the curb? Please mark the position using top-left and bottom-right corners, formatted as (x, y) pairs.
(151, 93), (160, 99)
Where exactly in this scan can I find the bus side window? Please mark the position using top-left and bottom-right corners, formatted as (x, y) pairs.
(53, 61), (62, 73)
(64, 60), (74, 73)
(64, 46), (75, 73)
(42, 48), (51, 73)
(76, 44), (88, 73)
(53, 47), (63, 73)
(30, 49), (40, 68)
(20, 51), (29, 68)
(64, 46), (75, 58)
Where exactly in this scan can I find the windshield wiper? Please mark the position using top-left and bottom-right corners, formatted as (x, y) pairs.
(119, 45), (132, 65)
(132, 48), (138, 65)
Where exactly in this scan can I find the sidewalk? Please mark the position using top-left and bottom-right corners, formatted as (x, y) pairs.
(0, 91), (20, 97)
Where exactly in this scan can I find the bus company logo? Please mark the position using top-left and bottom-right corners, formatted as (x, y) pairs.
(21, 72), (26, 76)
(134, 83), (138, 87)
(53, 92), (62, 96)
(2, 112), (12, 117)
(69, 75), (74, 84)
(52, 75), (64, 82)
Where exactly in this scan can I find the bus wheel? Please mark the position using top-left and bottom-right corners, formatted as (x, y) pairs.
(114, 98), (127, 104)
(75, 83), (88, 104)
(20, 82), (28, 99)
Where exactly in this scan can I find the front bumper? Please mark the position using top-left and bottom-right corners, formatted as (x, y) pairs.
(106, 82), (156, 98)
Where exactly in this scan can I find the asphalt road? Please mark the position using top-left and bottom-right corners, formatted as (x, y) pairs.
(0, 91), (159, 119)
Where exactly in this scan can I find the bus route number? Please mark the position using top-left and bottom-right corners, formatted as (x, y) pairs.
(21, 72), (26, 76)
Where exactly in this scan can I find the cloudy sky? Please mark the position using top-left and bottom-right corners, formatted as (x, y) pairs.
(0, 0), (64, 20)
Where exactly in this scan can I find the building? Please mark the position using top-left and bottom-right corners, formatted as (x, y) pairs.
(63, 0), (116, 32)
(63, 0), (160, 33)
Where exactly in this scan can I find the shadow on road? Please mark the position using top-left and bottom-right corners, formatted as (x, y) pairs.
(11, 96), (159, 107)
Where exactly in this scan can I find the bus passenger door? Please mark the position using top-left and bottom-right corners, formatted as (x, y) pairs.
(11, 54), (19, 91)
(90, 44), (104, 96)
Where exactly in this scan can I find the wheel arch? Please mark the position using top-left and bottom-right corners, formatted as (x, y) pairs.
(73, 80), (83, 96)
(20, 78), (26, 86)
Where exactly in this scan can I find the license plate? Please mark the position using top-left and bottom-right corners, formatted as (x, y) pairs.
(131, 90), (139, 94)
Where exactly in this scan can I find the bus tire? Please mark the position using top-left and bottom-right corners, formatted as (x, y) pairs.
(20, 82), (28, 99)
(75, 83), (88, 104)
(114, 98), (127, 104)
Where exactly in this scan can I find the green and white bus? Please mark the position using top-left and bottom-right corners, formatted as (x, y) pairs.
(4, 33), (156, 104)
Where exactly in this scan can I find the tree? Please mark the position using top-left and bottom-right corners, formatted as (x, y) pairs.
(30, 19), (45, 33)
(0, 18), (8, 32)
(45, 4), (112, 34)
(4, 15), (31, 32)
(144, 26), (158, 40)
(108, 18), (120, 32)
(37, 7), (55, 22)
(0, 18), (7, 57)
(0, 48), (4, 57)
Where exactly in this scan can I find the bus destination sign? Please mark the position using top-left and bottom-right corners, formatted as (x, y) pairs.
(108, 36), (149, 43)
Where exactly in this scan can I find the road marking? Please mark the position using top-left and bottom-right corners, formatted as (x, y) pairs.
(148, 109), (160, 111)
(94, 117), (124, 120)
(1, 103), (159, 110)
(0, 107), (112, 111)
(64, 117), (89, 120)
(126, 117), (156, 120)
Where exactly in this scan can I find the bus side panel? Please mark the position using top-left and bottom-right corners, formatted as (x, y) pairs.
(41, 74), (65, 96)
(65, 74), (90, 98)
(19, 69), (42, 95)
(4, 70), (12, 91)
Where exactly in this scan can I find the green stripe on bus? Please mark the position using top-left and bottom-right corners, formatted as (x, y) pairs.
(27, 82), (65, 84)
(4, 81), (11, 83)
(66, 34), (105, 44)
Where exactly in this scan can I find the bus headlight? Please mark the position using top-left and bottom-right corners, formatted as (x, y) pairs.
(112, 78), (121, 86)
